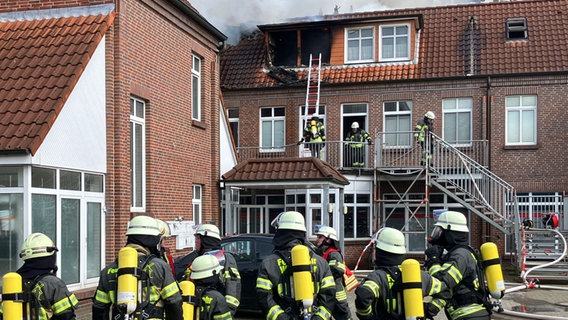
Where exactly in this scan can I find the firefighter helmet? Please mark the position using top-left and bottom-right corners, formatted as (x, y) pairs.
(374, 227), (406, 254)
(434, 210), (469, 232)
(271, 211), (307, 232)
(156, 219), (171, 238)
(126, 215), (162, 236)
(190, 255), (223, 280)
(425, 111), (436, 120)
(351, 122), (359, 129)
(195, 224), (221, 240)
(316, 226), (338, 241)
(19, 233), (58, 260)
(311, 114), (320, 120)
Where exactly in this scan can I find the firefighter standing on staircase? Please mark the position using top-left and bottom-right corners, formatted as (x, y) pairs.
(92, 215), (183, 320)
(314, 226), (353, 320)
(414, 111), (435, 166)
(0, 232), (79, 320)
(190, 255), (233, 320)
(355, 227), (449, 320)
(424, 211), (491, 320)
(256, 211), (336, 320)
(298, 114), (326, 159)
(345, 122), (372, 167)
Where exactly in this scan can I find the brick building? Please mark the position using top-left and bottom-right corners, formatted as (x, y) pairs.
(0, 0), (228, 317)
(220, 0), (568, 269)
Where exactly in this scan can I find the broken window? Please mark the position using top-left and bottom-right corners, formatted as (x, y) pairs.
(506, 18), (528, 40)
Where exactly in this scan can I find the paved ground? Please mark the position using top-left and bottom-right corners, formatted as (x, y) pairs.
(236, 281), (568, 320)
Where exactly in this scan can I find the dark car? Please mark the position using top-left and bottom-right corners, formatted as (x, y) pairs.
(221, 234), (274, 311)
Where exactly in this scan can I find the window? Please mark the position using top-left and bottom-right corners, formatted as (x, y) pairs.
(383, 101), (412, 147)
(506, 18), (528, 40)
(443, 98), (472, 145)
(0, 167), (22, 187)
(228, 108), (239, 147)
(130, 97), (146, 210)
(344, 192), (372, 238)
(192, 55), (202, 121)
(380, 24), (410, 61)
(506, 95), (536, 145)
(260, 107), (285, 151)
(0, 193), (23, 283)
(345, 27), (374, 63)
(60, 170), (81, 191)
(193, 184), (202, 225)
(61, 198), (80, 284)
(32, 167), (56, 189)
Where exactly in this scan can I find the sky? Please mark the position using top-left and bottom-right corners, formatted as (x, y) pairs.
(190, 0), (481, 44)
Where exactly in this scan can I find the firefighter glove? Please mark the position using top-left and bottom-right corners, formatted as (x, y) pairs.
(423, 302), (440, 320)
(425, 245), (443, 268)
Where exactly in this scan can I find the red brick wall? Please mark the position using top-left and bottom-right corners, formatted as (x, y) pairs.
(0, 0), (112, 12)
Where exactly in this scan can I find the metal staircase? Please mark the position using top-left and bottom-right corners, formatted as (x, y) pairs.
(520, 228), (568, 281)
(304, 53), (321, 121)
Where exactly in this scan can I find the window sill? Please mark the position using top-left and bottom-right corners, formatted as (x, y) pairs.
(192, 119), (206, 129)
(503, 144), (538, 150)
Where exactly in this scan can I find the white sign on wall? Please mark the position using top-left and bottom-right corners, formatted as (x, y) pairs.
(168, 220), (195, 250)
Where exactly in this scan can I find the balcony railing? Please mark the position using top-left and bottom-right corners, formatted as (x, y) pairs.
(236, 131), (489, 169)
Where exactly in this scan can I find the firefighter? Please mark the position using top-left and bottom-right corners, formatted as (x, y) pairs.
(174, 224), (241, 315)
(425, 210), (491, 320)
(414, 111), (435, 166)
(256, 211), (336, 320)
(0, 232), (78, 320)
(298, 114), (326, 159)
(156, 219), (176, 276)
(314, 226), (352, 320)
(344, 122), (372, 167)
(190, 255), (233, 320)
(92, 215), (183, 320)
(355, 227), (449, 320)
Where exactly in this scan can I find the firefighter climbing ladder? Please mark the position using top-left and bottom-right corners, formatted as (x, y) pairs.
(304, 53), (322, 122)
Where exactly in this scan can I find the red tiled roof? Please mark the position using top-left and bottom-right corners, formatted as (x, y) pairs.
(220, 0), (568, 89)
(222, 157), (349, 185)
(0, 12), (114, 155)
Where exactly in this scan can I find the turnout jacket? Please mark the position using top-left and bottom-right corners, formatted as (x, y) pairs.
(195, 287), (233, 320)
(0, 273), (79, 320)
(427, 246), (490, 320)
(92, 244), (183, 320)
(321, 247), (351, 320)
(256, 244), (336, 320)
(355, 266), (448, 320)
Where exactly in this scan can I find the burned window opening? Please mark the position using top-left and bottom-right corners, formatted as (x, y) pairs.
(268, 29), (330, 67)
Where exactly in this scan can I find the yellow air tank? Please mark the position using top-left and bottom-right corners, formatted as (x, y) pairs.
(117, 246), (139, 315)
(480, 242), (505, 299)
(180, 280), (196, 320)
(291, 245), (314, 309)
(401, 259), (424, 320)
(2, 272), (23, 320)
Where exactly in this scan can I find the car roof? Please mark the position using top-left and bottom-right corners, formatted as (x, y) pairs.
(221, 233), (273, 241)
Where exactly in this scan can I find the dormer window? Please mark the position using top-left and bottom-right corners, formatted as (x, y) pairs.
(345, 27), (375, 63)
(506, 18), (528, 40)
(380, 24), (410, 61)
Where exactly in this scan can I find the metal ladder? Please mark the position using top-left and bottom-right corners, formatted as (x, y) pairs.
(304, 53), (322, 122)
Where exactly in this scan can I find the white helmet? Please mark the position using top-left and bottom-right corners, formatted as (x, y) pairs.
(316, 226), (338, 241)
(19, 233), (58, 260)
(156, 219), (171, 238)
(434, 211), (469, 232)
(425, 111), (436, 120)
(190, 255), (223, 280)
(374, 227), (406, 254)
(351, 122), (359, 129)
(271, 211), (307, 232)
(195, 224), (221, 240)
(126, 215), (161, 236)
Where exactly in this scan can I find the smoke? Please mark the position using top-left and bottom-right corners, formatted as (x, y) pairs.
(190, 0), (478, 44)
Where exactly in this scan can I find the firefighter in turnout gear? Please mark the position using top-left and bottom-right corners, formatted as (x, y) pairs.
(314, 226), (352, 320)
(0, 233), (78, 320)
(174, 224), (241, 315)
(425, 211), (491, 320)
(190, 255), (233, 320)
(156, 219), (176, 276)
(414, 111), (435, 166)
(92, 215), (183, 320)
(299, 114), (326, 159)
(344, 122), (372, 167)
(256, 211), (336, 320)
(355, 227), (449, 320)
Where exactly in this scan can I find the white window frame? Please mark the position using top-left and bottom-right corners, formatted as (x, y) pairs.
(505, 95), (537, 146)
(442, 97), (473, 146)
(506, 18), (528, 40)
(344, 26), (375, 63)
(383, 101), (413, 148)
(192, 55), (201, 121)
(228, 108), (239, 147)
(259, 107), (285, 152)
(193, 184), (202, 225)
(130, 97), (146, 212)
(379, 24), (410, 62)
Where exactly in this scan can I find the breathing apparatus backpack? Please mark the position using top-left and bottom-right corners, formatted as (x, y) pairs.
(114, 252), (156, 319)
